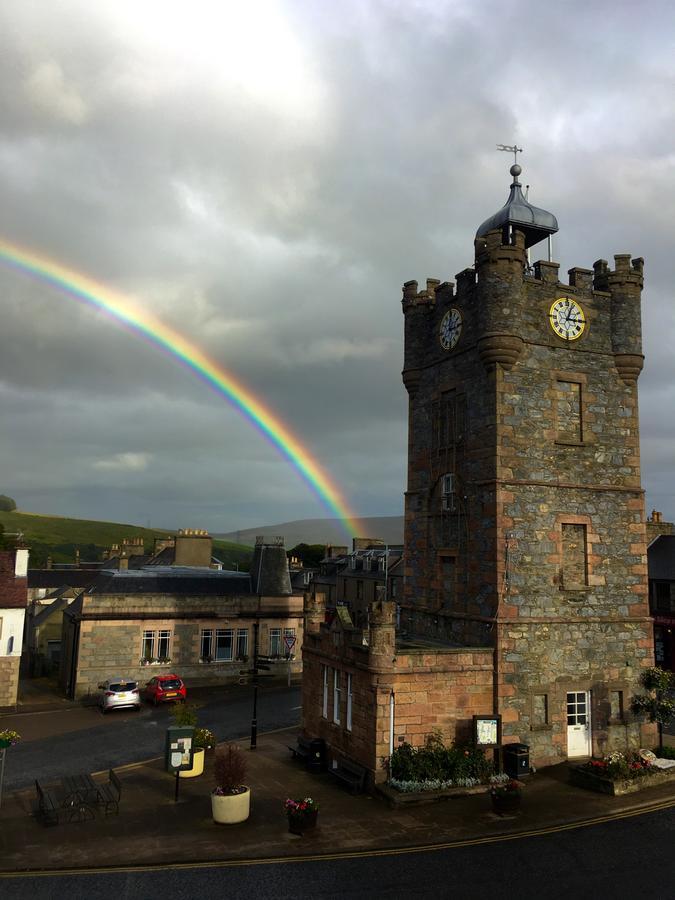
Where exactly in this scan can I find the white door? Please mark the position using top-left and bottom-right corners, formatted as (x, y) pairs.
(567, 691), (592, 757)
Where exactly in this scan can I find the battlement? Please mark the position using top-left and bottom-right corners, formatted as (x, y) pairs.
(401, 277), (448, 310)
(593, 255), (644, 291)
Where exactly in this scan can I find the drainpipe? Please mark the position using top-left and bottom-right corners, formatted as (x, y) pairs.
(389, 690), (395, 756)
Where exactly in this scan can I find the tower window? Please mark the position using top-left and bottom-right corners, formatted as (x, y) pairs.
(561, 523), (588, 588)
(556, 380), (582, 443)
(438, 555), (457, 609)
(433, 390), (465, 452)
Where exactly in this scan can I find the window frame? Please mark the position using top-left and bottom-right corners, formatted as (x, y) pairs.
(236, 628), (248, 659)
(322, 665), (328, 718)
(214, 628), (234, 661)
(333, 668), (341, 725)
(269, 628), (282, 658)
(346, 672), (353, 732)
(200, 628), (213, 660)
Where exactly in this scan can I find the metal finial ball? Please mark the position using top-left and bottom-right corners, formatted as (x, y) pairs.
(510, 164), (522, 177)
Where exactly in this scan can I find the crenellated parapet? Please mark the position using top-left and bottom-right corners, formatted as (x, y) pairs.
(593, 255), (645, 383)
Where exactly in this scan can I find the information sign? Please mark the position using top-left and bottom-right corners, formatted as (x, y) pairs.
(473, 714), (502, 749)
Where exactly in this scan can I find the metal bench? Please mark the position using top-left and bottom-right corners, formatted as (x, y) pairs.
(328, 758), (367, 794)
(35, 779), (61, 826)
(96, 769), (121, 816)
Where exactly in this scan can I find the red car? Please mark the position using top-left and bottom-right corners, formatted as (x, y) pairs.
(143, 674), (187, 705)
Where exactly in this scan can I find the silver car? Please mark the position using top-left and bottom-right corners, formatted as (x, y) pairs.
(97, 677), (141, 713)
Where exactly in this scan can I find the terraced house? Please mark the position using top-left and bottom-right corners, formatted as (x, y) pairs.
(60, 534), (303, 699)
(302, 161), (656, 783)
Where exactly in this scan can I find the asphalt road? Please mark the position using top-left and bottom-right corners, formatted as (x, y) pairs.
(2, 803), (674, 898)
(3, 683), (301, 791)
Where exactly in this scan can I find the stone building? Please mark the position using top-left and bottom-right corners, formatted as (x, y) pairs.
(302, 161), (656, 782)
(647, 529), (675, 671)
(0, 544), (29, 708)
(61, 536), (303, 699)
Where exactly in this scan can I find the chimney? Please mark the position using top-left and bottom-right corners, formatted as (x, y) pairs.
(174, 529), (213, 567)
(119, 557), (129, 571)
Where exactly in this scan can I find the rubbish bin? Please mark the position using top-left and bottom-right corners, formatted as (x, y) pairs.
(308, 738), (327, 773)
(503, 742), (530, 779)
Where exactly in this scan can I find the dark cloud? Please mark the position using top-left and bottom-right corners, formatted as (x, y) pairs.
(1, 0), (674, 530)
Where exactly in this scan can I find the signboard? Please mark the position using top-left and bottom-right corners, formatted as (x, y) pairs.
(284, 635), (297, 654)
(473, 714), (502, 749)
(165, 726), (195, 773)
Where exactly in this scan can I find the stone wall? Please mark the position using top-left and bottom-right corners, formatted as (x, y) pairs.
(0, 656), (20, 708)
(68, 591), (304, 698)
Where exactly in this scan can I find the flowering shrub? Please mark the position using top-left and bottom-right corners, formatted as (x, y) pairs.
(389, 776), (481, 793)
(193, 727), (216, 750)
(490, 779), (522, 798)
(284, 797), (319, 817)
(584, 751), (654, 781)
(389, 734), (493, 789)
(0, 729), (21, 746)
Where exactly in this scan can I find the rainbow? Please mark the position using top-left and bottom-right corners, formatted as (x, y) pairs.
(0, 237), (360, 539)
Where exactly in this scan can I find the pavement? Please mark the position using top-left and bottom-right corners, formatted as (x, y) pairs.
(2, 724), (675, 874)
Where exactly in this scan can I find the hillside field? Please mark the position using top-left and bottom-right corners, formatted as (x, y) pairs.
(0, 510), (252, 570)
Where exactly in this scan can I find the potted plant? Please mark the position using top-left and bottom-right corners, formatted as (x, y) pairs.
(212, 744), (250, 824)
(171, 704), (206, 779)
(0, 729), (20, 749)
(284, 797), (319, 834)
(490, 778), (522, 815)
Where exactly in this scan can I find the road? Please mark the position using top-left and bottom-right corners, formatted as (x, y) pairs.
(2, 683), (301, 791)
(1, 803), (674, 898)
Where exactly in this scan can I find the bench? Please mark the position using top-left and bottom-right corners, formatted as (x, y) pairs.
(288, 735), (325, 772)
(96, 769), (121, 816)
(328, 758), (367, 794)
(35, 779), (61, 826)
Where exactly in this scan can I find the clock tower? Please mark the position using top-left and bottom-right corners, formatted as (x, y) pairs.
(401, 162), (655, 762)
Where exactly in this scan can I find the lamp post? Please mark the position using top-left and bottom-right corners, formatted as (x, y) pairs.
(250, 619), (259, 750)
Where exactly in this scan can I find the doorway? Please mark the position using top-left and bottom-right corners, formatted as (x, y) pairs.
(566, 690), (592, 757)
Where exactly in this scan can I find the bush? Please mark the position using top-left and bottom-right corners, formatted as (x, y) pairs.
(0, 495), (16, 512)
(389, 734), (493, 787)
(171, 702), (198, 728)
(213, 744), (248, 795)
(656, 745), (675, 760)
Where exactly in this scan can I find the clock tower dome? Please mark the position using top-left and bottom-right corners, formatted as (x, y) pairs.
(401, 161), (654, 763)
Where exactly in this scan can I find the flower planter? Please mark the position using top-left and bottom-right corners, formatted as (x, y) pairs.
(569, 765), (675, 796)
(179, 747), (205, 779)
(211, 787), (251, 824)
(288, 809), (318, 835)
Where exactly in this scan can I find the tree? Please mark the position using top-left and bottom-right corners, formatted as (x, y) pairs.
(0, 495), (17, 512)
(630, 666), (675, 752)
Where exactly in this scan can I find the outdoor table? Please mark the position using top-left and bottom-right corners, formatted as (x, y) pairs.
(59, 773), (99, 822)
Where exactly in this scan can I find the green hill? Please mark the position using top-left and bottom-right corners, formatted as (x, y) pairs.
(0, 510), (252, 571)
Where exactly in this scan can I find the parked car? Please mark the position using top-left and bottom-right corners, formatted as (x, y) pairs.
(97, 677), (141, 713)
(143, 674), (187, 705)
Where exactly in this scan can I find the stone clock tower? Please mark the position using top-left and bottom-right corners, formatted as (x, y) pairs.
(401, 163), (655, 762)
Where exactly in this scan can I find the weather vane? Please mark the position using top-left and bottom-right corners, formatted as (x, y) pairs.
(496, 144), (523, 166)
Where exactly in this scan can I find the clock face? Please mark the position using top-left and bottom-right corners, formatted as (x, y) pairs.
(439, 308), (462, 350)
(549, 297), (586, 341)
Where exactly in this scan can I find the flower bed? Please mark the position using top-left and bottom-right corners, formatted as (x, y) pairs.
(570, 750), (675, 796)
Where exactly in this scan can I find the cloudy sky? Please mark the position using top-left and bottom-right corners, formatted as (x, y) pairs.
(1, 0), (674, 534)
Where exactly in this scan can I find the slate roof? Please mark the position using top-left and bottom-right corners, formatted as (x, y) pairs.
(476, 172), (558, 250)
(28, 569), (100, 590)
(648, 535), (675, 581)
(87, 566), (253, 596)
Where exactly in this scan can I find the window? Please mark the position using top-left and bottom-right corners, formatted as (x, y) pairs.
(333, 668), (341, 724)
(434, 390), (465, 452)
(142, 630), (155, 661)
(142, 629), (172, 661)
(610, 690), (624, 721)
(215, 628), (233, 661)
(200, 629), (213, 659)
(157, 630), (171, 659)
(556, 380), (582, 442)
(269, 628), (282, 657)
(322, 666), (328, 718)
(346, 672), (353, 732)
(236, 628), (248, 659)
(561, 524), (588, 588)
(356, 580), (364, 601)
(532, 694), (548, 727)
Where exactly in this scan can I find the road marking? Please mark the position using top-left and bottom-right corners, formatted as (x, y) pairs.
(2, 793), (674, 878)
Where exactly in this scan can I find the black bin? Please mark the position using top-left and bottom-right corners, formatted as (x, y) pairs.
(308, 738), (327, 773)
(503, 743), (530, 779)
